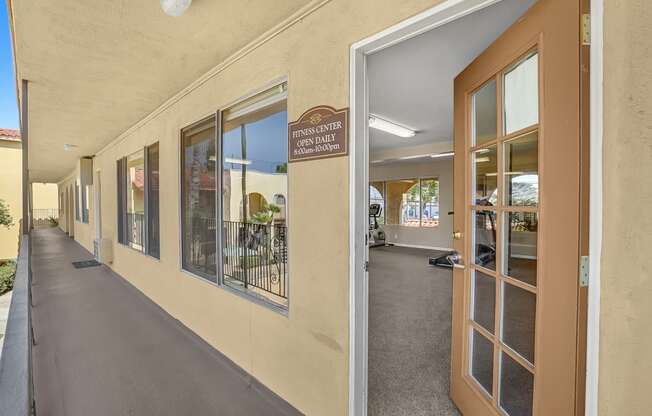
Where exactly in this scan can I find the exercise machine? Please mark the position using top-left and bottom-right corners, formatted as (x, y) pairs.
(369, 203), (386, 248)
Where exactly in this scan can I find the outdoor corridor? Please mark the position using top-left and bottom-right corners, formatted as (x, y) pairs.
(30, 227), (301, 416)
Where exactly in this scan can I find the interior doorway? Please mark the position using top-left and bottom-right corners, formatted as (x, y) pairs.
(351, 0), (587, 415)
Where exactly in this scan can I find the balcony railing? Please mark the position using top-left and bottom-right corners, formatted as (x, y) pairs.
(126, 212), (145, 251)
(223, 221), (288, 301)
(32, 208), (58, 228)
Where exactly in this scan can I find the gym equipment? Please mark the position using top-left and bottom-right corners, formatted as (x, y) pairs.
(429, 199), (497, 269)
(369, 203), (386, 248)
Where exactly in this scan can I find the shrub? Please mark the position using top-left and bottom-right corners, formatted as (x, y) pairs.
(0, 260), (16, 295)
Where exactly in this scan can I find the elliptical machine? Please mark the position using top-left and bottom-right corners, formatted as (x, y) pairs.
(369, 203), (386, 248)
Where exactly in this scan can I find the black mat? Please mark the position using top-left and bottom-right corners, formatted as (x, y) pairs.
(71, 260), (101, 269)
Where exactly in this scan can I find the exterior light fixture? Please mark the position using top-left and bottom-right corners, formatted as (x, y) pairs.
(430, 152), (454, 158)
(368, 115), (416, 138)
(160, 0), (192, 17)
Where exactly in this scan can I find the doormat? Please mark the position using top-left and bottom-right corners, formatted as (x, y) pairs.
(72, 260), (102, 269)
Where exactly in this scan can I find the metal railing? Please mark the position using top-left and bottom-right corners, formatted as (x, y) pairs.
(31, 208), (58, 228)
(126, 212), (145, 251)
(223, 221), (288, 300)
(0, 228), (34, 415)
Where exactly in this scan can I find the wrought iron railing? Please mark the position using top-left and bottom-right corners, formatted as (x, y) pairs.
(223, 221), (288, 300)
(32, 208), (58, 228)
(126, 212), (145, 251)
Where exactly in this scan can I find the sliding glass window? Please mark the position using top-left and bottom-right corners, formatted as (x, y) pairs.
(116, 145), (160, 258)
(181, 117), (217, 282)
(126, 150), (145, 251)
(221, 82), (288, 306)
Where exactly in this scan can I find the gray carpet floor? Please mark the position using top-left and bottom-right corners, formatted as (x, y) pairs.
(368, 246), (461, 416)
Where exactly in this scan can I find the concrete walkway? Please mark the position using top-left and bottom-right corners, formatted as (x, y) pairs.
(31, 227), (301, 416)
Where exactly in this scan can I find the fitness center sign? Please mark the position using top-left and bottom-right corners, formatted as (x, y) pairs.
(288, 105), (348, 162)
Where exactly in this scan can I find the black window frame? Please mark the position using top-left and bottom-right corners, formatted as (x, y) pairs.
(116, 144), (160, 258)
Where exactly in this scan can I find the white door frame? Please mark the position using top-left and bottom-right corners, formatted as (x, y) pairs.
(94, 169), (102, 241)
(348, 1), (604, 415)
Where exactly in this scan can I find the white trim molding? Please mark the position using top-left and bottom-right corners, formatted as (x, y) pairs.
(586, 0), (604, 414)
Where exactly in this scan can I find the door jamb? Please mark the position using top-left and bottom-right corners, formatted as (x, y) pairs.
(348, 0), (604, 415)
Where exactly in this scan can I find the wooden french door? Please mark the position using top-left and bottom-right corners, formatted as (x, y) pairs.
(450, 0), (582, 415)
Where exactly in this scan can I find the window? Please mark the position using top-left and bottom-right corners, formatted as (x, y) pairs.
(81, 184), (90, 223)
(384, 178), (439, 227)
(369, 181), (385, 225)
(75, 183), (80, 221)
(126, 150), (145, 251)
(181, 117), (217, 282)
(146, 143), (160, 259)
(221, 82), (288, 306)
(116, 144), (160, 258)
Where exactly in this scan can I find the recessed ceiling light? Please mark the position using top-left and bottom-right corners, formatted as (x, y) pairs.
(160, 0), (192, 17)
(368, 115), (416, 138)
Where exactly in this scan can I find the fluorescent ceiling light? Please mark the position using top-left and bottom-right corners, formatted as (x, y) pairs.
(225, 157), (252, 165)
(368, 115), (416, 138)
(63, 144), (78, 151)
(430, 152), (454, 158)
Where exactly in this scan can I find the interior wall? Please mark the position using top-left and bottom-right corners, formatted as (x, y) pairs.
(600, 0), (652, 414)
(370, 157), (453, 249)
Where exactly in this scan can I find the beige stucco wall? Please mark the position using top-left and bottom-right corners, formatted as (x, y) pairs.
(51, 1), (448, 414)
(600, 1), (652, 415)
(0, 140), (22, 259)
(31, 183), (58, 210)
(48, 0), (652, 414)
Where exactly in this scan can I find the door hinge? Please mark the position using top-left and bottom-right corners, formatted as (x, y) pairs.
(579, 255), (589, 287)
(364, 261), (369, 272)
(581, 14), (591, 46)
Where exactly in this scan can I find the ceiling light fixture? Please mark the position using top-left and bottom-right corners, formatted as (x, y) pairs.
(430, 152), (454, 158)
(368, 115), (416, 138)
(63, 144), (78, 151)
(160, 0), (192, 17)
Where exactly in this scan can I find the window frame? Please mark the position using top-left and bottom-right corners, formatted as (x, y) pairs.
(378, 176), (440, 228)
(116, 143), (160, 259)
(178, 114), (219, 282)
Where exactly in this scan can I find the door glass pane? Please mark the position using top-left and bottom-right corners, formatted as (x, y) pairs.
(502, 282), (536, 363)
(504, 131), (538, 207)
(181, 117), (217, 282)
(470, 328), (494, 395)
(126, 150), (145, 252)
(472, 271), (496, 333)
(504, 53), (539, 134)
(473, 79), (497, 145)
(473, 146), (497, 205)
(503, 212), (538, 286)
(500, 352), (534, 416)
(473, 210), (496, 270)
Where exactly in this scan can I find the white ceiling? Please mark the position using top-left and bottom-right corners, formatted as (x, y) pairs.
(11, 0), (312, 182)
(367, 0), (536, 155)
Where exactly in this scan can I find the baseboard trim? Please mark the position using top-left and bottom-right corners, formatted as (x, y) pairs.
(388, 242), (453, 252)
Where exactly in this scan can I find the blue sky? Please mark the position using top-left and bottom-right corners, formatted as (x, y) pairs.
(0, 2), (18, 129)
